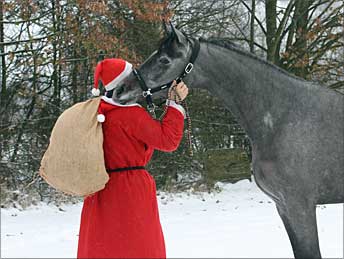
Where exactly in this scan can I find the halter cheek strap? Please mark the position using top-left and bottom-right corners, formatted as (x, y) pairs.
(175, 38), (200, 83)
(132, 69), (159, 115)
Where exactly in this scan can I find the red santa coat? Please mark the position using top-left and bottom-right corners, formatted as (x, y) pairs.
(77, 96), (185, 259)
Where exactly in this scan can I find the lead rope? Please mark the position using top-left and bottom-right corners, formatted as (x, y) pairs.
(158, 86), (193, 156)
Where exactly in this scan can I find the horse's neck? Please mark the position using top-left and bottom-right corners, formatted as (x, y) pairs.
(195, 43), (299, 142)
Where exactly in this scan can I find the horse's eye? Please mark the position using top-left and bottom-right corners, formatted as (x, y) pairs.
(159, 57), (170, 65)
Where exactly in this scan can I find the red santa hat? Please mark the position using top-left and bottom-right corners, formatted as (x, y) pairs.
(92, 58), (133, 96)
(93, 58), (133, 123)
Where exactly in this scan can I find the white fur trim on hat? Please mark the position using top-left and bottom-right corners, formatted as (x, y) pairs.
(105, 62), (133, 91)
(92, 88), (100, 96)
(97, 114), (105, 123)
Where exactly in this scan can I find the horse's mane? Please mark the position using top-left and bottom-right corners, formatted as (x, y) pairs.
(157, 32), (306, 82)
(200, 37), (307, 82)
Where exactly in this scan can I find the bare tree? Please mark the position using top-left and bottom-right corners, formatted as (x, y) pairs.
(240, 0), (343, 88)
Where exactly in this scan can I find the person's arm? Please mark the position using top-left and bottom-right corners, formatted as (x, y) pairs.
(131, 103), (185, 152)
(130, 80), (188, 152)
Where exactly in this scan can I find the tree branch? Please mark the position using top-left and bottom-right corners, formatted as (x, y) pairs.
(239, 0), (267, 35)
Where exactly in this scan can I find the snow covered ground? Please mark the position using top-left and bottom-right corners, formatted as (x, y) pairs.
(1, 179), (343, 258)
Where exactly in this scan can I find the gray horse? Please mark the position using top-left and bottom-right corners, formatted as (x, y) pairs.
(113, 24), (344, 259)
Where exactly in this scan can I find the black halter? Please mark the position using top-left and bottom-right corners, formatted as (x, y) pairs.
(132, 38), (200, 113)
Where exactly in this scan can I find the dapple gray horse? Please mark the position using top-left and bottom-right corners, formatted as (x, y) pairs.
(112, 24), (344, 258)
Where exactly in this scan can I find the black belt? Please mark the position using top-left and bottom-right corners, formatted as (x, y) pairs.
(106, 166), (146, 173)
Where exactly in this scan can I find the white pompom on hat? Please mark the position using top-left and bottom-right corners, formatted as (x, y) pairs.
(91, 88), (100, 97)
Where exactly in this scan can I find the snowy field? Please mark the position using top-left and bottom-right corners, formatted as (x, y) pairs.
(1, 179), (343, 258)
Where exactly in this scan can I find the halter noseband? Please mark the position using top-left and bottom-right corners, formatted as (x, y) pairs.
(132, 37), (200, 113)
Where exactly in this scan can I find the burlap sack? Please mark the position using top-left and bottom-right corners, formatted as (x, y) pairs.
(39, 97), (109, 196)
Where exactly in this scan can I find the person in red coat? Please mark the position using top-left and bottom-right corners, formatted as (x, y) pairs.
(77, 58), (188, 259)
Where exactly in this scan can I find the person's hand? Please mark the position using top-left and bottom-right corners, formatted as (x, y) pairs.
(168, 80), (189, 103)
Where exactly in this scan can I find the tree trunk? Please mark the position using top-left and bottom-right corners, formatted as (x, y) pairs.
(0, 0), (6, 106)
(52, 0), (61, 112)
(249, 0), (256, 53)
(11, 18), (38, 162)
(293, 0), (311, 78)
(0, 0), (6, 164)
(265, 0), (277, 62)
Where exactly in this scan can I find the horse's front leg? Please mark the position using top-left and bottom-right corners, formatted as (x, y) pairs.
(276, 200), (321, 259)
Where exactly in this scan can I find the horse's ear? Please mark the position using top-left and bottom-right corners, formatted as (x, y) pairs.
(169, 22), (188, 46)
(162, 20), (168, 34)
(163, 20), (175, 39)
(170, 21), (177, 35)
(161, 21), (187, 47)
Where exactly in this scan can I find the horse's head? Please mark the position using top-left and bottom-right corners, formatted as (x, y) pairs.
(112, 23), (196, 105)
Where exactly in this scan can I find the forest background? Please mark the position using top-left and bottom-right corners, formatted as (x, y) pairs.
(1, 0), (343, 208)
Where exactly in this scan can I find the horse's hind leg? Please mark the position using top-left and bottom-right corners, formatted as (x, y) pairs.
(276, 201), (321, 259)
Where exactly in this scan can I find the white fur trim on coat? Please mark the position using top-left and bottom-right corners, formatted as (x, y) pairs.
(101, 96), (142, 107)
(167, 100), (186, 119)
